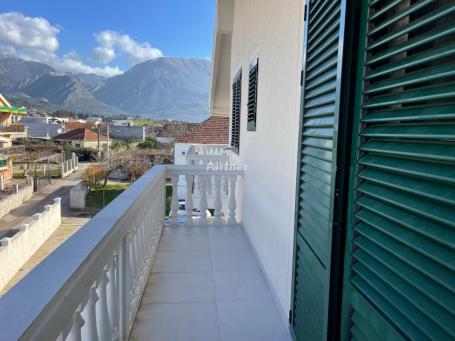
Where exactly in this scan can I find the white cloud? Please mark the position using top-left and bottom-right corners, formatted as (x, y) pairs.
(0, 12), (59, 53)
(0, 12), (123, 77)
(93, 30), (163, 65)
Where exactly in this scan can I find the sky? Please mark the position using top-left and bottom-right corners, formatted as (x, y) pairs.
(0, 0), (216, 77)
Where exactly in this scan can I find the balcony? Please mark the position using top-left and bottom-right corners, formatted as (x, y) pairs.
(0, 125), (28, 139)
(0, 145), (26, 155)
(0, 160), (291, 340)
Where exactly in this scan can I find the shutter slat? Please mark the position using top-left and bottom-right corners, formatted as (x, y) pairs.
(353, 262), (454, 340)
(364, 84), (455, 108)
(355, 240), (455, 316)
(359, 155), (455, 184)
(355, 224), (455, 293)
(367, 24), (455, 65)
(356, 210), (454, 270)
(365, 63), (455, 94)
(366, 43), (455, 80)
(361, 124), (455, 140)
(368, 0), (435, 36)
(357, 196), (454, 248)
(368, 0), (403, 21)
(360, 141), (455, 163)
(362, 104), (455, 123)
(358, 183), (455, 229)
(358, 169), (455, 206)
(368, 4), (455, 51)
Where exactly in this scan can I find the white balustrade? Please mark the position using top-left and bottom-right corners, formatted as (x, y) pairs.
(0, 164), (243, 340)
(167, 165), (243, 227)
(185, 144), (230, 167)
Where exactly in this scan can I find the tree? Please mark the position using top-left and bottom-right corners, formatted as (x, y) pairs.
(83, 164), (107, 191)
(137, 137), (157, 149)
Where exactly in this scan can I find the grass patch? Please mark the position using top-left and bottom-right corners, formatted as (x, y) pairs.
(13, 169), (62, 178)
(86, 183), (131, 210)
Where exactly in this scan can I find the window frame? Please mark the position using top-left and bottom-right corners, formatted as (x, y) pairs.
(247, 58), (259, 132)
(231, 69), (242, 154)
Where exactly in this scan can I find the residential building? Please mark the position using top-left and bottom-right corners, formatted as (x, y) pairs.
(0, 1), (453, 341)
(112, 118), (134, 127)
(101, 124), (146, 142)
(21, 116), (64, 139)
(0, 94), (27, 186)
(64, 120), (95, 131)
(53, 128), (112, 150)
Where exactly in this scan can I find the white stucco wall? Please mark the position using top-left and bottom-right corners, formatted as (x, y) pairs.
(227, 0), (305, 319)
(70, 182), (88, 209)
(0, 198), (62, 292)
(0, 185), (33, 219)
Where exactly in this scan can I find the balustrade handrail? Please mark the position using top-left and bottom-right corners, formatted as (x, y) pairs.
(0, 165), (166, 341)
(0, 125), (26, 132)
(167, 164), (243, 176)
(0, 164), (244, 340)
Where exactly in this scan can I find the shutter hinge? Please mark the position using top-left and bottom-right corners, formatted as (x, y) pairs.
(289, 309), (293, 324)
(300, 70), (304, 86)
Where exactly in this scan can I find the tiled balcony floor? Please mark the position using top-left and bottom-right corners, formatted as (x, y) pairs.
(130, 225), (292, 341)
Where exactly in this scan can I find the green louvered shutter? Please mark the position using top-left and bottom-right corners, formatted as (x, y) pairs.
(292, 0), (347, 340)
(344, 0), (455, 339)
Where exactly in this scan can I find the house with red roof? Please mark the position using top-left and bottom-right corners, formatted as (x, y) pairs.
(53, 128), (112, 151)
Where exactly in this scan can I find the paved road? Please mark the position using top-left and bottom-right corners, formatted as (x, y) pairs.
(0, 162), (95, 295)
(0, 162), (92, 231)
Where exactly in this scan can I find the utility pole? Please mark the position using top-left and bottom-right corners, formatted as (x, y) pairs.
(97, 121), (101, 161)
(106, 121), (110, 168)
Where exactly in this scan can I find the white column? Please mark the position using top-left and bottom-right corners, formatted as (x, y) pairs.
(170, 175), (179, 226)
(213, 175), (222, 226)
(227, 175), (238, 225)
(96, 267), (111, 341)
(81, 285), (99, 341)
(198, 175), (208, 226)
(106, 255), (120, 340)
(185, 175), (194, 227)
(64, 305), (84, 341)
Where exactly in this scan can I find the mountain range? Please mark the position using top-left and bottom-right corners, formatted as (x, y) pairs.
(0, 55), (211, 122)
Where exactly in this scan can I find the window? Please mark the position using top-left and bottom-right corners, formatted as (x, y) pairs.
(247, 58), (259, 131)
(231, 70), (242, 153)
(75, 143), (81, 148)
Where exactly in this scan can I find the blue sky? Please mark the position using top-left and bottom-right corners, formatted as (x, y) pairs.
(0, 0), (216, 77)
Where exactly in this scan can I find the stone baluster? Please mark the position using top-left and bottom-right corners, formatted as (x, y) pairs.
(227, 175), (238, 225)
(213, 175), (222, 225)
(170, 175), (179, 226)
(106, 255), (120, 340)
(62, 305), (84, 341)
(198, 175), (208, 226)
(206, 171), (212, 195)
(223, 175), (229, 195)
(96, 267), (111, 341)
(185, 175), (194, 227)
(118, 237), (130, 340)
(81, 285), (99, 341)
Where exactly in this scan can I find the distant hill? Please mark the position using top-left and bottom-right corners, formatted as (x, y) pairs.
(74, 73), (105, 92)
(20, 72), (122, 115)
(0, 56), (54, 91)
(0, 55), (211, 121)
(93, 58), (211, 121)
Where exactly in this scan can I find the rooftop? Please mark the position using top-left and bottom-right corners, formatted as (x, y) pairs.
(157, 122), (197, 138)
(176, 116), (229, 144)
(53, 128), (111, 141)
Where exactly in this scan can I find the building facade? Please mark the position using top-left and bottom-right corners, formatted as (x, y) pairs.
(212, 0), (455, 340)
